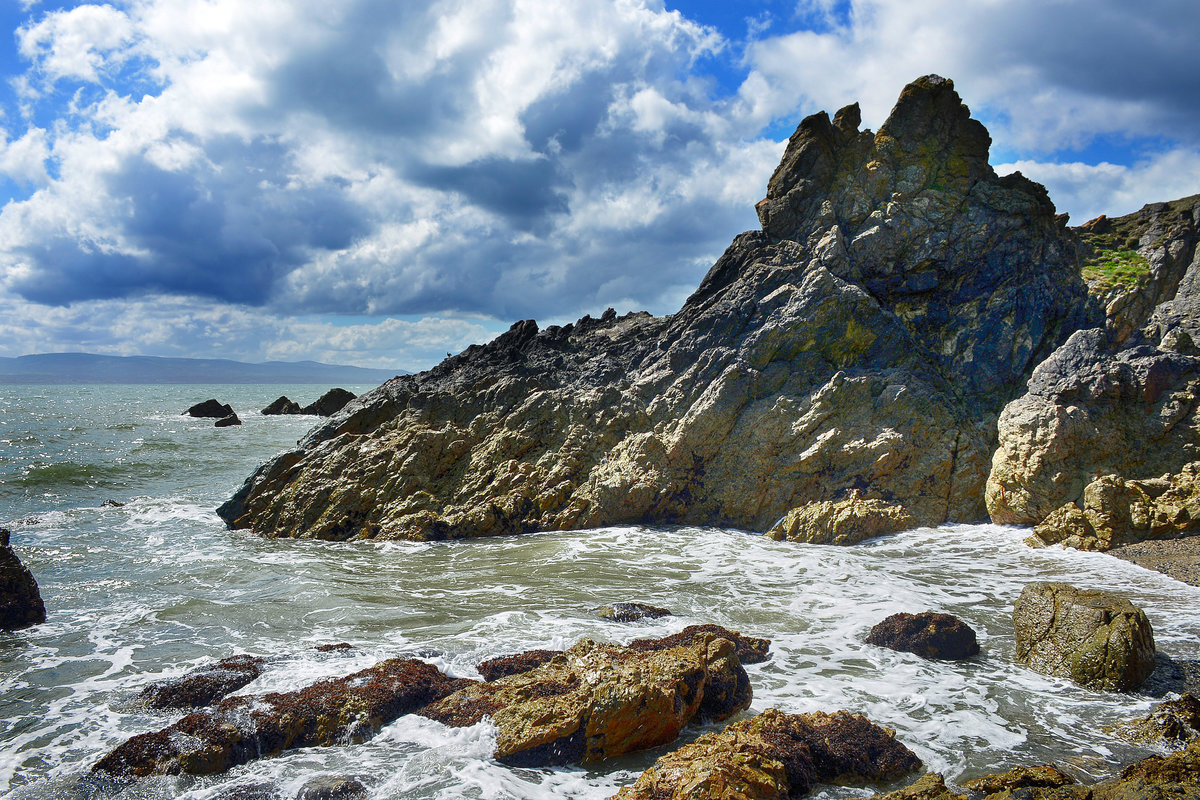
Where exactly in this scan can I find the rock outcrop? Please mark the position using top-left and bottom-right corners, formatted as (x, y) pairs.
(301, 389), (356, 417)
(865, 612), (980, 660)
(93, 658), (464, 778)
(1012, 582), (1156, 691)
(609, 708), (921, 800)
(1111, 693), (1200, 747)
(766, 491), (915, 546)
(132, 655), (266, 710)
(419, 628), (756, 766)
(0, 528), (46, 630)
(219, 76), (1092, 542)
(986, 196), (1200, 544)
(262, 396), (302, 415)
(185, 399), (234, 418)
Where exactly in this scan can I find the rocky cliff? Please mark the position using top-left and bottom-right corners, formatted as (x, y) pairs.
(987, 195), (1200, 549)
(219, 75), (1094, 542)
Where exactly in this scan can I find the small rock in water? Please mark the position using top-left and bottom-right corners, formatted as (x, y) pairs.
(0, 527), (46, 631)
(295, 776), (367, 800)
(595, 602), (673, 622)
(962, 764), (1076, 793)
(133, 654), (267, 710)
(1013, 582), (1156, 691)
(866, 612), (980, 660)
(215, 413), (242, 427)
(184, 399), (234, 418)
(314, 642), (356, 653)
(101, 499), (125, 508)
(300, 388), (356, 416)
(261, 396), (302, 415)
(219, 784), (280, 800)
(1111, 693), (1200, 747)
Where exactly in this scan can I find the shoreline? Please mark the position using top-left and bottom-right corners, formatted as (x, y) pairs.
(1111, 537), (1200, 588)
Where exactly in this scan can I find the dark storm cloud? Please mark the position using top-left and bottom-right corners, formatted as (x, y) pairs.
(407, 156), (570, 229)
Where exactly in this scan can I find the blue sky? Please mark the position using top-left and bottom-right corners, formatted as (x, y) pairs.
(1, 0), (1197, 370)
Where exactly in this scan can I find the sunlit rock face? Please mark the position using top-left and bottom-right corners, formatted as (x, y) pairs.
(219, 75), (1093, 542)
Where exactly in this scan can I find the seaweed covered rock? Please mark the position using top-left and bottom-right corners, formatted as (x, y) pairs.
(876, 773), (967, 800)
(133, 655), (266, 710)
(1012, 582), (1156, 691)
(610, 708), (922, 800)
(596, 602), (673, 622)
(1112, 693), (1200, 747)
(419, 629), (753, 766)
(628, 624), (772, 665)
(987, 196), (1200, 538)
(766, 492), (915, 546)
(866, 612), (980, 660)
(961, 764), (1076, 794)
(93, 659), (466, 778)
(219, 76), (1091, 542)
(476, 649), (563, 681)
(0, 528), (46, 630)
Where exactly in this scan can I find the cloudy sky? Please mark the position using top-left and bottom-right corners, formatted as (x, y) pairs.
(0, 0), (1196, 371)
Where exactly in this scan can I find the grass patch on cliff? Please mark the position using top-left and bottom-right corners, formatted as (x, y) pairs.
(1082, 248), (1150, 291)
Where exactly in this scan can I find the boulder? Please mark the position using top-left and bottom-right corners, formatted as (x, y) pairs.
(595, 602), (673, 622)
(215, 413), (242, 428)
(875, 773), (966, 800)
(1012, 582), (1156, 691)
(185, 399), (234, 418)
(92, 658), (467, 778)
(609, 708), (922, 800)
(219, 76), (1091, 542)
(865, 612), (980, 660)
(261, 396), (302, 415)
(132, 655), (266, 710)
(1111, 693), (1200, 747)
(961, 764), (1076, 794)
(418, 629), (753, 766)
(628, 624), (772, 665)
(986, 196), (1200, 537)
(301, 389), (356, 417)
(0, 527), (46, 630)
(766, 491), (915, 545)
(295, 776), (367, 800)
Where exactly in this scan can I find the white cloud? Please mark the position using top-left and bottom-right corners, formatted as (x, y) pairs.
(17, 4), (135, 84)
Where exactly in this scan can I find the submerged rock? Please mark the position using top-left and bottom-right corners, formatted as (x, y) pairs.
(610, 707), (922, 800)
(300, 389), (356, 417)
(1012, 582), (1156, 691)
(215, 413), (242, 428)
(595, 602), (673, 622)
(219, 75), (1092, 542)
(419, 629), (753, 766)
(865, 612), (980, 660)
(766, 491), (915, 545)
(0, 527), (46, 630)
(185, 399), (234, 418)
(93, 658), (465, 778)
(132, 655), (266, 710)
(261, 396), (302, 415)
(296, 776), (368, 800)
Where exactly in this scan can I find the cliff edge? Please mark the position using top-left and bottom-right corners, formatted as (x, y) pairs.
(219, 76), (1094, 541)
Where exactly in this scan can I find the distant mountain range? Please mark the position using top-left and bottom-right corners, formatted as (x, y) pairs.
(0, 353), (405, 385)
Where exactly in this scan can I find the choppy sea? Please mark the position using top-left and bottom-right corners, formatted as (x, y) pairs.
(2, 384), (1199, 799)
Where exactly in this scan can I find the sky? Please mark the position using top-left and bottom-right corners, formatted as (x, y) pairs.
(0, 0), (1197, 372)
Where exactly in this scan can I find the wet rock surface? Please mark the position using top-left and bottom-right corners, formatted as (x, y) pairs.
(215, 412), (242, 428)
(132, 655), (267, 710)
(610, 707), (922, 800)
(92, 658), (466, 778)
(961, 764), (1076, 794)
(419, 629), (754, 766)
(296, 775), (368, 800)
(219, 75), (1091, 542)
(185, 399), (235, 418)
(0, 527), (46, 631)
(476, 649), (563, 681)
(767, 491), (916, 546)
(865, 612), (980, 660)
(595, 602), (673, 622)
(628, 623), (772, 665)
(1111, 693), (1200, 747)
(1012, 582), (1156, 691)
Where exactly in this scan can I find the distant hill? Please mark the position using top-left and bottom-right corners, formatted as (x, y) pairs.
(0, 353), (405, 385)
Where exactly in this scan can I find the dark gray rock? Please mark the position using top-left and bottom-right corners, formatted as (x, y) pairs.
(185, 399), (234, 418)
(261, 396), (302, 415)
(0, 527), (46, 631)
(595, 602), (673, 622)
(866, 612), (980, 660)
(215, 413), (242, 428)
(133, 654), (266, 710)
(219, 76), (1092, 542)
(295, 776), (367, 800)
(300, 389), (356, 416)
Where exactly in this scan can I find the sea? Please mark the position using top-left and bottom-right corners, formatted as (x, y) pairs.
(2, 384), (1199, 799)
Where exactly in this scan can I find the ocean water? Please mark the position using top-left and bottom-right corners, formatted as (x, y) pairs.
(2, 385), (1199, 799)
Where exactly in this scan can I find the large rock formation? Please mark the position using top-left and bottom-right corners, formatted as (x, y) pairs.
(1012, 582), (1156, 691)
(0, 528), (46, 630)
(987, 196), (1200, 544)
(218, 75), (1091, 542)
